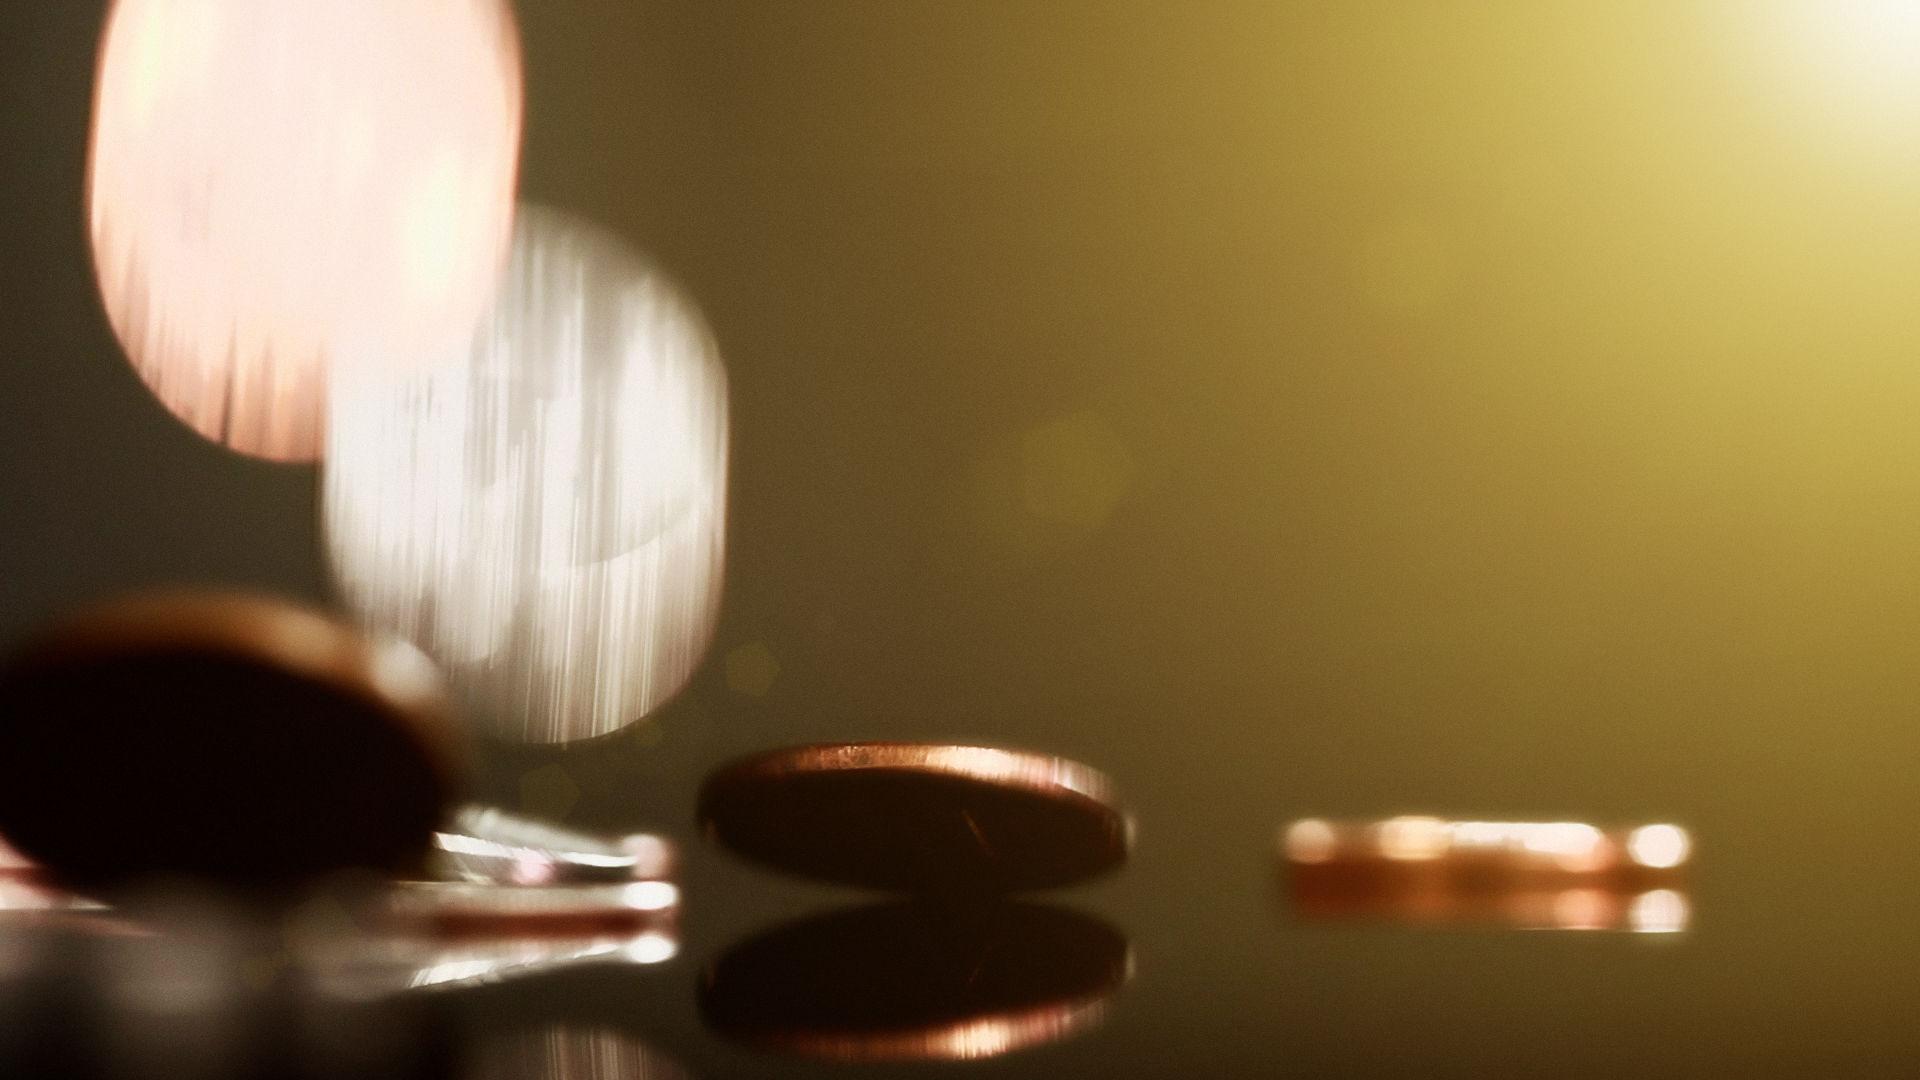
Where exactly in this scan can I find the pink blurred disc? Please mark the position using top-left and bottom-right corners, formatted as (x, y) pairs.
(88, 0), (523, 461)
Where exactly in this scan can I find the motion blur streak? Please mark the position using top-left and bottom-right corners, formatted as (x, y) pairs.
(467, 1026), (690, 1080)
(88, 0), (522, 461)
(1283, 817), (1691, 930)
(326, 205), (728, 744)
(1305, 817), (1691, 873)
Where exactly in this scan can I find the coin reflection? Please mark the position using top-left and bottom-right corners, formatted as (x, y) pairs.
(700, 900), (1129, 1063)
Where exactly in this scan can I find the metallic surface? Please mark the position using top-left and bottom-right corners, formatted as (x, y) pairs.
(698, 743), (1131, 893)
(17, 1), (1920, 1075)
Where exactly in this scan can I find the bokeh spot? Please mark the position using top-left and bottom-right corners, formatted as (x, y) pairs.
(726, 643), (780, 697)
(1019, 410), (1137, 529)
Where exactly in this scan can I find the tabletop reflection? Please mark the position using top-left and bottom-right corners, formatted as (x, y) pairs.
(0, 874), (686, 1077)
(700, 900), (1129, 1063)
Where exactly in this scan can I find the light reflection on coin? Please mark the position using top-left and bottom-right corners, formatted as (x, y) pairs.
(0, 591), (462, 894)
(698, 743), (1131, 894)
(88, 0), (522, 461)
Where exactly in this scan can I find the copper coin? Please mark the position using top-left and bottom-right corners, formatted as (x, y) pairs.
(697, 743), (1131, 893)
(0, 590), (464, 894)
(699, 900), (1129, 1062)
(1279, 817), (1692, 932)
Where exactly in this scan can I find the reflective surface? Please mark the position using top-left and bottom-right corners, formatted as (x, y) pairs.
(18, 0), (1920, 1075)
(700, 901), (1128, 1063)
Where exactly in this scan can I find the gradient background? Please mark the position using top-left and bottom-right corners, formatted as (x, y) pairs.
(7, 1), (1920, 1074)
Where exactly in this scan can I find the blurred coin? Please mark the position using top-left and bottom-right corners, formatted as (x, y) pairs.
(89, 0), (523, 462)
(700, 900), (1128, 1063)
(697, 743), (1131, 893)
(1279, 817), (1691, 932)
(280, 875), (681, 1000)
(326, 203), (728, 745)
(0, 591), (464, 895)
(309, 919), (680, 998)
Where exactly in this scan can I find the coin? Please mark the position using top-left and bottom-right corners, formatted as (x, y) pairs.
(1278, 817), (1691, 932)
(697, 743), (1131, 893)
(699, 900), (1129, 1062)
(0, 591), (464, 895)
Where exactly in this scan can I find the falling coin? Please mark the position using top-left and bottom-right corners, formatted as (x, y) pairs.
(697, 743), (1131, 893)
(0, 591), (465, 895)
(699, 900), (1130, 1063)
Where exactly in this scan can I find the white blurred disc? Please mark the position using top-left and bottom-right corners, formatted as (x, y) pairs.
(326, 205), (728, 744)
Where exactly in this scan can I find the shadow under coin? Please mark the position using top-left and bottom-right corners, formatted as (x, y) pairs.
(699, 900), (1130, 1064)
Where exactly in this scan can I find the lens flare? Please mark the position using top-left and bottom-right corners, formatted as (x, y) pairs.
(1745, 0), (1920, 146)
(88, 0), (522, 460)
(326, 205), (728, 744)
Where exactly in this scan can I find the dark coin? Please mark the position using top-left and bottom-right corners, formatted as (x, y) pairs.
(697, 743), (1131, 893)
(699, 900), (1130, 1062)
(0, 591), (465, 896)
